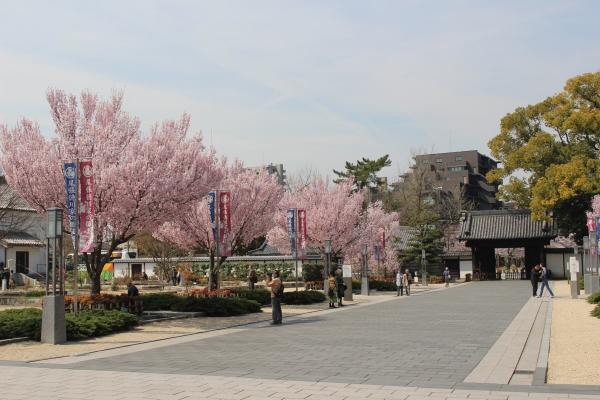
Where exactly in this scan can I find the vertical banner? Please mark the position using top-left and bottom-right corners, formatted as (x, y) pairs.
(79, 160), (95, 253)
(63, 162), (78, 249)
(219, 191), (232, 256)
(208, 191), (217, 240)
(596, 217), (600, 249)
(373, 244), (381, 261)
(297, 209), (307, 259)
(379, 230), (386, 250)
(286, 208), (297, 257)
(587, 216), (596, 233)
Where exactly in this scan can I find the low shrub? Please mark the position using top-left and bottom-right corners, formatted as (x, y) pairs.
(369, 280), (397, 291)
(140, 293), (180, 311)
(282, 290), (325, 305)
(587, 291), (600, 304)
(592, 304), (600, 319)
(172, 297), (262, 316)
(24, 290), (46, 297)
(0, 308), (42, 340)
(0, 308), (137, 341)
(66, 310), (138, 340)
(230, 288), (271, 305)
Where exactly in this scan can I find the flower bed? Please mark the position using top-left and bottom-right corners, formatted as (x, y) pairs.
(0, 308), (138, 341)
(64, 294), (144, 315)
(141, 292), (262, 316)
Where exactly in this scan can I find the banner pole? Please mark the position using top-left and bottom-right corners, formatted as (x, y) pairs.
(73, 159), (79, 314)
(215, 190), (220, 290)
(295, 208), (299, 292)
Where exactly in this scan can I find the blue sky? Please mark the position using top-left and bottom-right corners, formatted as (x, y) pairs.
(1, 1), (599, 181)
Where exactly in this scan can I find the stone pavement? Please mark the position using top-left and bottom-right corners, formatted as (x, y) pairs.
(46, 282), (529, 387)
(4, 281), (599, 399)
(2, 364), (600, 400)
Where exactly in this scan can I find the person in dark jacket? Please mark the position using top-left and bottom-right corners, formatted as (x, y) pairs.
(171, 268), (178, 286)
(335, 268), (345, 307)
(127, 282), (139, 297)
(530, 264), (541, 297)
(537, 264), (554, 298)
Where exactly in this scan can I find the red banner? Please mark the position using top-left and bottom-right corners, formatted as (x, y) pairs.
(79, 160), (95, 253)
(297, 209), (307, 259)
(219, 191), (232, 256)
(379, 230), (386, 250)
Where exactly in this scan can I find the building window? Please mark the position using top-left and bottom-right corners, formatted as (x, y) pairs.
(455, 156), (464, 161)
(435, 158), (443, 163)
(448, 166), (467, 172)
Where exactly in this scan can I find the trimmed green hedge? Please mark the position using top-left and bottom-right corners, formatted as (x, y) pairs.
(587, 291), (600, 304)
(282, 290), (325, 305)
(141, 293), (262, 316)
(592, 304), (600, 319)
(172, 297), (262, 316)
(352, 280), (397, 291)
(24, 290), (46, 297)
(0, 308), (138, 341)
(0, 308), (42, 340)
(231, 288), (271, 305)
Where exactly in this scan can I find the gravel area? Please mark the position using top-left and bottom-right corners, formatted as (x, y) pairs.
(547, 280), (600, 385)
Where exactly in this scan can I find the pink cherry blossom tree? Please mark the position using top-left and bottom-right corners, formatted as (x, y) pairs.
(0, 89), (220, 294)
(155, 162), (284, 289)
(267, 178), (365, 259)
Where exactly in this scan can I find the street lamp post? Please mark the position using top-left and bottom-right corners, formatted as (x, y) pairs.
(42, 208), (66, 344)
(421, 249), (428, 286)
(361, 244), (369, 295)
(323, 240), (331, 294)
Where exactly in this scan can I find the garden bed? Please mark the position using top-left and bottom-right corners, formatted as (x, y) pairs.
(0, 308), (138, 341)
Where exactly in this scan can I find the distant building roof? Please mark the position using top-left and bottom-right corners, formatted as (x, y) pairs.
(458, 209), (557, 242)
(248, 241), (282, 256)
(0, 181), (37, 212)
(0, 231), (45, 247)
(396, 226), (418, 251)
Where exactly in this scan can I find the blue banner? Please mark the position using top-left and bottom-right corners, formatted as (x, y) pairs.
(208, 191), (217, 240)
(287, 208), (297, 257)
(63, 162), (78, 248)
(596, 217), (600, 248)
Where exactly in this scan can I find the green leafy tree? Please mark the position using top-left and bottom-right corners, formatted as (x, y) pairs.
(334, 154), (391, 191)
(401, 222), (444, 267)
(488, 72), (600, 240)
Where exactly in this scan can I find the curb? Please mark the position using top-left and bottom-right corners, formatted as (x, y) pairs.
(0, 337), (29, 346)
(532, 297), (553, 385)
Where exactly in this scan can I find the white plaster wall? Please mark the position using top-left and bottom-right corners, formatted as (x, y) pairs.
(6, 246), (46, 273)
(546, 253), (570, 279)
(459, 259), (472, 279)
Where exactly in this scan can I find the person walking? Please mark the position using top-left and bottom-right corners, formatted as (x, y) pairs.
(403, 269), (411, 296)
(530, 264), (541, 297)
(266, 271), (283, 324)
(537, 264), (554, 298)
(171, 268), (178, 286)
(127, 282), (139, 297)
(327, 271), (337, 308)
(335, 268), (345, 307)
(248, 266), (258, 290)
(396, 269), (404, 296)
(443, 267), (450, 287)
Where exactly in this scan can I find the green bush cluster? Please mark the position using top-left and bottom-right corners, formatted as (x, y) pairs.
(351, 280), (397, 291)
(587, 291), (600, 304)
(230, 288), (271, 305)
(141, 293), (262, 316)
(24, 290), (46, 297)
(0, 308), (137, 341)
(66, 310), (138, 340)
(0, 308), (42, 340)
(592, 304), (600, 319)
(282, 290), (325, 305)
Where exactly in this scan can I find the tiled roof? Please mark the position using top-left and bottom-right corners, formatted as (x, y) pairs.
(458, 209), (557, 241)
(396, 226), (418, 251)
(0, 182), (36, 211)
(0, 231), (45, 247)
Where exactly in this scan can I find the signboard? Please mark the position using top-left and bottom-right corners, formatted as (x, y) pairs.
(379, 230), (386, 250)
(342, 265), (352, 278)
(286, 208), (297, 257)
(208, 191), (217, 240)
(569, 256), (580, 273)
(63, 162), (78, 249)
(297, 209), (307, 259)
(79, 160), (95, 253)
(219, 191), (232, 256)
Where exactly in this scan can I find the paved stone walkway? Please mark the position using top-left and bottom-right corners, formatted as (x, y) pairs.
(54, 282), (530, 388)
